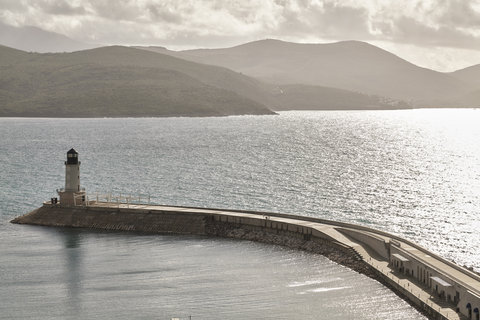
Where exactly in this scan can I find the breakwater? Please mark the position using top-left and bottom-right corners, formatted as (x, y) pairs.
(12, 202), (480, 320)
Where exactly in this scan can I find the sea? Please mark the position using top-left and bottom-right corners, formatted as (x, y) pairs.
(1, 110), (479, 319)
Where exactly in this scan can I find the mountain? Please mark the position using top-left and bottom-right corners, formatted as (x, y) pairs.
(447, 65), (480, 107)
(143, 39), (475, 107)
(0, 43), (32, 64)
(450, 65), (480, 88)
(457, 90), (480, 107)
(271, 84), (410, 110)
(0, 45), (275, 117)
(0, 22), (99, 53)
(138, 45), (411, 110)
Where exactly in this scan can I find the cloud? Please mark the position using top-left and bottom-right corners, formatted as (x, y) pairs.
(147, 4), (181, 23)
(440, 0), (480, 28)
(272, 1), (371, 40)
(367, 0), (480, 50)
(1, 0), (479, 52)
(391, 16), (480, 49)
(38, 1), (87, 16)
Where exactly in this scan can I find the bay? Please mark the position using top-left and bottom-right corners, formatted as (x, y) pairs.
(2, 109), (479, 319)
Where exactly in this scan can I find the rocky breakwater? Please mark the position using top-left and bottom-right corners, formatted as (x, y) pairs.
(12, 203), (374, 277)
(205, 213), (376, 278)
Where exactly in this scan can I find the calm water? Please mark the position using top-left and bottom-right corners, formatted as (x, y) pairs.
(2, 110), (480, 319)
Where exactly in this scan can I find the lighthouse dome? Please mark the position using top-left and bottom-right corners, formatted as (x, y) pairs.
(66, 148), (78, 164)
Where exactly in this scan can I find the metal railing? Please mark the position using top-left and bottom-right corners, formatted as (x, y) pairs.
(79, 192), (151, 208)
(56, 187), (86, 193)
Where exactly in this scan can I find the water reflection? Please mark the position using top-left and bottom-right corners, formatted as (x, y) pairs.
(58, 229), (83, 316)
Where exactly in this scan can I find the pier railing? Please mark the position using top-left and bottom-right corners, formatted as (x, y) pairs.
(76, 192), (151, 208)
(56, 187), (86, 193)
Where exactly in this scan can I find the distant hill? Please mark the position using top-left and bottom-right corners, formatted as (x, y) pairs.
(0, 44), (32, 64)
(271, 84), (410, 110)
(0, 45), (275, 117)
(0, 22), (99, 53)
(143, 39), (476, 107)
(450, 65), (480, 88)
(1, 27), (477, 114)
(447, 65), (480, 107)
(0, 43), (413, 118)
(458, 90), (480, 107)
(139, 45), (411, 110)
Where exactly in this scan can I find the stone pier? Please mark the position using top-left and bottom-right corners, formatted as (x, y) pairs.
(12, 202), (480, 320)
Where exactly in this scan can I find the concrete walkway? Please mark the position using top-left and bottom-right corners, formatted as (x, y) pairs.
(357, 244), (466, 320)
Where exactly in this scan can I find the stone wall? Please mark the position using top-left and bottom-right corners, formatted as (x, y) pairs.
(204, 217), (376, 277)
(12, 205), (206, 235)
(339, 228), (390, 259)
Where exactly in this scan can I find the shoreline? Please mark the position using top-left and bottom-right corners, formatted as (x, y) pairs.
(0, 107), (478, 119)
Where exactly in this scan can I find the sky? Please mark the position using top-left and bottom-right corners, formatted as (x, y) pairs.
(1, 0), (479, 72)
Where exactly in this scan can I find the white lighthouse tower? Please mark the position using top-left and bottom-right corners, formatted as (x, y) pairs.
(58, 148), (86, 206)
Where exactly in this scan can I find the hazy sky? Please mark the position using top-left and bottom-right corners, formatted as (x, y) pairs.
(1, 0), (479, 71)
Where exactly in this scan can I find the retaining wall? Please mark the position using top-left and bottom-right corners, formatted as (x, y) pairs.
(12, 205), (206, 235)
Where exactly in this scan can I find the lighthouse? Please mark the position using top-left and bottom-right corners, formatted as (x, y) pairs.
(65, 148), (80, 192)
(58, 148), (86, 206)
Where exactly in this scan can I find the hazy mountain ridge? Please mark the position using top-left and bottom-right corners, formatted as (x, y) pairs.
(0, 43), (408, 118)
(2, 34), (478, 118)
(0, 45), (274, 117)
(450, 64), (480, 88)
(139, 45), (410, 110)
(271, 84), (411, 110)
(0, 22), (99, 53)
(44, 45), (275, 110)
(147, 39), (478, 107)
